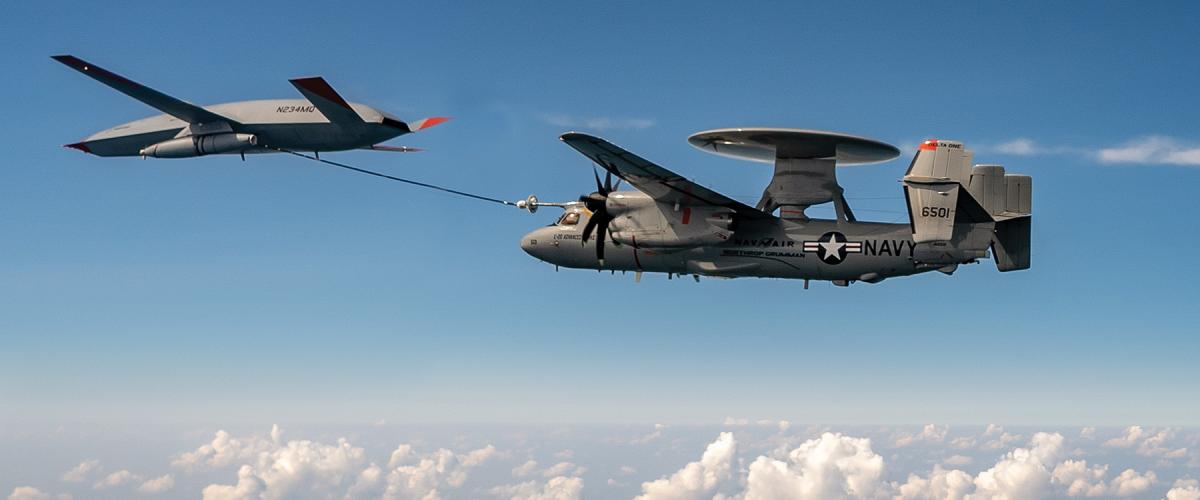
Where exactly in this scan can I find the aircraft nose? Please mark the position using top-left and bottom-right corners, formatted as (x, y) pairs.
(520, 230), (544, 258)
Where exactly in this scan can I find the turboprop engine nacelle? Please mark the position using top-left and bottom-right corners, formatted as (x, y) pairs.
(606, 193), (735, 248)
(139, 133), (258, 158)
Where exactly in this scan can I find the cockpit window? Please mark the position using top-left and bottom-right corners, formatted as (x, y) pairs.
(557, 212), (580, 226)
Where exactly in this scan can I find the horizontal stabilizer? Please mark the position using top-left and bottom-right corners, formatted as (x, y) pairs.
(52, 55), (236, 126)
(289, 77), (364, 125)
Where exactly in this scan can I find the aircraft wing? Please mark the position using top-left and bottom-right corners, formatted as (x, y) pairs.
(51, 55), (237, 126)
(560, 132), (776, 220)
(289, 77), (365, 126)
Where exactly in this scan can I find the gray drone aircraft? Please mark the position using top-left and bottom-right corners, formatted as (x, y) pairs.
(52, 55), (446, 158)
(518, 130), (1031, 286)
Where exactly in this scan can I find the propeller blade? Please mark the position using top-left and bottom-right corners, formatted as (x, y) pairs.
(581, 215), (598, 243)
(604, 171), (613, 193)
(595, 216), (608, 263)
(593, 168), (604, 193)
(613, 178), (622, 191)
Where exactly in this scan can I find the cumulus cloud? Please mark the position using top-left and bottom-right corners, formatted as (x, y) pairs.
(136, 474), (176, 495)
(1103, 426), (1188, 458)
(895, 465), (972, 500)
(7, 487), (70, 500)
(513, 459), (540, 478)
(540, 113), (654, 131)
(1168, 478), (1200, 500)
(59, 459), (99, 483)
(943, 455), (972, 466)
(637, 431), (736, 500)
(743, 432), (885, 500)
(894, 424), (948, 447)
(381, 444), (497, 499)
(93, 470), (139, 490)
(192, 426), (494, 500)
(971, 432), (1064, 498)
(173, 425), (280, 470)
(489, 476), (584, 500)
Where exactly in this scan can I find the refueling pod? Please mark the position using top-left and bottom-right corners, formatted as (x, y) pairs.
(139, 133), (258, 158)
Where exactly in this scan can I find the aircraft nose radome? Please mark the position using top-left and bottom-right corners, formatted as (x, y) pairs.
(520, 230), (548, 260)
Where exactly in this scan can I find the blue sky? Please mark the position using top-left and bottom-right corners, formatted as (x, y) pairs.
(2, 0), (1199, 442)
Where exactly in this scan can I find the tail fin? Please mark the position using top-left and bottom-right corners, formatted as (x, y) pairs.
(969, 164), (1032, 271)
(902, 139), (977, 243)
(903, 140), (1033, 271)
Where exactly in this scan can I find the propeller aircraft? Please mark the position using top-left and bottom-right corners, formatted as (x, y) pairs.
(519, 130), (1032, 286)
(52, 55), (446, 158)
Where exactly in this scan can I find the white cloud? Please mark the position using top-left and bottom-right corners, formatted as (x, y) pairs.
(553, 450), (574, 460)
(970, 432), (1064, 499)
(382, 445), (497, 499)
(943, 455), (972, 466)
(59, 459), (99, 483)
(543, 462), (585, 478)
(1104, 425), (1145, 448)
(93, 469), (138, 490)
(173, 426), (279, 470)
(1102, 426), (1188, 458)
(136, 474), (176, 494)
(895, 465), (972, 500)
(1097, 136), (1200, 165)
(1079, 427), (1096, 440)
(629, 424), (667, 444)
(743, 432), (885, 500)
(513, 459), (539, 478)
(1109, 468), (1157, 496)
(7, 487), (50, 500)
(540, 113), (655, 131)
(198, 427), (369, 500)
(1167, 478), (1200, 500)
(637, 431), (736, 500)
(993, 138), (1039, 156)
(490, 476), (584, 500)
(6, 488), (69, 500)
(895, 424), (948, 447)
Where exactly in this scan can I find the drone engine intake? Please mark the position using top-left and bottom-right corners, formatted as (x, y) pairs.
(139, 133), (258, 158)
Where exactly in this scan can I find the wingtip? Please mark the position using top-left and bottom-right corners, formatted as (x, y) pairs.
(64, 142), (91, 154)
(411, 116), (450, 131)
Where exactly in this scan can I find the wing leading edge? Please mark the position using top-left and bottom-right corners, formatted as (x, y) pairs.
(559, 132), (775, 221)
(51, 55), (236, 126)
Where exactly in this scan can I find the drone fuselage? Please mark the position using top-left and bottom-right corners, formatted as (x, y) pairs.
(69, 100), (407, 157)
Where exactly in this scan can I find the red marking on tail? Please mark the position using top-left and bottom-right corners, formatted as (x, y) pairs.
(919, 139), (939, 151)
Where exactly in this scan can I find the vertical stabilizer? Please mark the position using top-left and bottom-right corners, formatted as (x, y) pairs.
(903, 139), (973, 243)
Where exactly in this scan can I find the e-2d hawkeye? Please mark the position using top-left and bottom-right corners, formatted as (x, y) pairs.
(518, 129), (1031, 286)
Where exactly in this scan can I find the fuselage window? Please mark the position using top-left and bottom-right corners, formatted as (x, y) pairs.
(558, 212), (580, 226)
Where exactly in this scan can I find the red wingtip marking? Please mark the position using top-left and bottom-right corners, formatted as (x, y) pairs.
(919, 139), (939, 151)
(416, 116), (450, 130)
(64, 142), (91, 154)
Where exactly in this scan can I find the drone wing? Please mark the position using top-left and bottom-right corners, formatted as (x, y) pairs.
(289, 77), (365, 126)
(51, 55), (237, 126)
(560, 132), (775, 220)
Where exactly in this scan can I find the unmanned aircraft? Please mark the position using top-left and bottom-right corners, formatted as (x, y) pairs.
(52, 55), (446, 158)
(518, 129), (1031, 286)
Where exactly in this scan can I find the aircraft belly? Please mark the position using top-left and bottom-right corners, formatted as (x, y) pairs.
(245, 123), (394, 152)
(79, 128), (183, 156)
